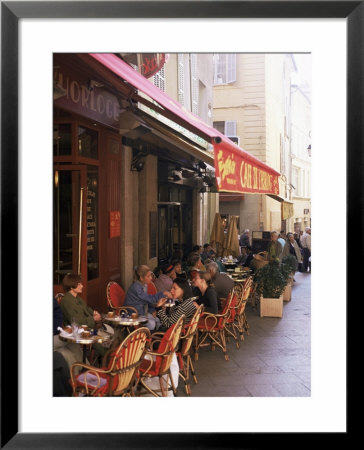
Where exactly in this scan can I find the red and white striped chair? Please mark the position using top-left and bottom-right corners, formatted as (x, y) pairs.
(70, 327), (151, 397)
(106, 281), (137, 315)
(137, 315), (185, 397)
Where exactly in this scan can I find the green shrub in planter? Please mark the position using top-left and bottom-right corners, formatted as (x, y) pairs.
(255, 260), (290, 299)
(282, 254), (298, 274)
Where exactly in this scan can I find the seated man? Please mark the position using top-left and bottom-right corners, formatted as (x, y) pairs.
(243, 246), (254, 268)
(205, 261), (234, 300)
(200, 243), (216, 263)
(239, 229), (250, 255)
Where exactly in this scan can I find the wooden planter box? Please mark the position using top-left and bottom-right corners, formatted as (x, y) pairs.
(283, 282), (292, 302)
(260, 295), (283, 318)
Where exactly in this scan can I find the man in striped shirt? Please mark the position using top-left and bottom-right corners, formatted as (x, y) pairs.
(156, 278), (198, 332)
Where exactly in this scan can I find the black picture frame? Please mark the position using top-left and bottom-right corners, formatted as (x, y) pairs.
(1, 1), (358, 448)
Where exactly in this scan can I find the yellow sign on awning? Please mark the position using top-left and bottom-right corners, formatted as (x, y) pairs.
(282, 201), (294, 220)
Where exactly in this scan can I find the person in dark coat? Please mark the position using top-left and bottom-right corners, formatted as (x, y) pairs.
(205, 261), (234, 300)
(53, 351), (73, 396)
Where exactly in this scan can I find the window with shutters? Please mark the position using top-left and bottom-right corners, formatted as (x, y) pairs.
(190, 54), (199, 116)
(177, 54), (185, 105)
(152, 65), (166, 92)
(213, 120), (237, 136)
(213, 120), (239, 144)
(280, 134), (285, 174)
(213, 121), (225, 134)
(225, 121), (236, 136)
(213, 54), (236, 84)
(292, 167), (300, 197)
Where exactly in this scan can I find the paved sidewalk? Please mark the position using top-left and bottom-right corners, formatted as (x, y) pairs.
(177, 271), (311, 397)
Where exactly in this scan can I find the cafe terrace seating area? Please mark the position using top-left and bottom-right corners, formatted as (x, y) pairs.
(57, 273), (256, 397)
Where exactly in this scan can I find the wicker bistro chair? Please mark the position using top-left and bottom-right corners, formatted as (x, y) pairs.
(147, 281), (158, 295)
(223, 285), (243, 348)
(232, 276), (253, 342)
(106, 281), (137, 316)
(70, 327), (151, 397)
(194, 291), (236, 362)
(176, 304), (204, 395)
(137, 315), (185, 397)
(55, 292), (64, 305)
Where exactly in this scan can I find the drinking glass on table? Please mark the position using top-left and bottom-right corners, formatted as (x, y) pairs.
(71, 320), (79, 338)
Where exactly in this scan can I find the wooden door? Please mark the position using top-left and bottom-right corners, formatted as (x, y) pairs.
(53, 165), (88, 300)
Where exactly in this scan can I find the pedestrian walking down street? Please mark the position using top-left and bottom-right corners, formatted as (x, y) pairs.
(300, 227), (311, 272)
(282, 232), (302, 281)
(267, 231), (283, 262)
(278, 231), (286, 248)
(294, 232), (302, 248)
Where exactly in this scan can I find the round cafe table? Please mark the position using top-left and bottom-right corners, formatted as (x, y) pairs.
(59, 331), (111, 363)
(228, 270), (250, 284)
(222, 259), (238, 270)
(103, 315), (149, 344)
(103, 315), (148, 327)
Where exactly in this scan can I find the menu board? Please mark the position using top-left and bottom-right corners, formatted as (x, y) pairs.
(109, 210), (121, 238)
(87, 170), (99, 280)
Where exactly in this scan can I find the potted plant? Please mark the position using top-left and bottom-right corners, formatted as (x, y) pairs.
(255, 260), (289, 317)
(281, 255), (298, 301)
(282, 254), (298, 276)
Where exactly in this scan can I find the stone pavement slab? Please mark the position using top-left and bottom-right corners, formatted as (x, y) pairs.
(176, 271), (311, 397)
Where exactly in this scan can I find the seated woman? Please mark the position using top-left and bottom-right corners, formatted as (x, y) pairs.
(53, 296), (83, 372)
(154, 263), (176, 292)
(60, 273), (102, 328)
(156, 278), (198, 332)
(192, 271), (221, 314)
(60, 273), (106, 359)
(124, 265), (171, 330)
(171, 259), (187, 279)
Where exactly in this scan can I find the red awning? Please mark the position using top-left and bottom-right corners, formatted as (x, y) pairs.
(89, 53), (280, 195)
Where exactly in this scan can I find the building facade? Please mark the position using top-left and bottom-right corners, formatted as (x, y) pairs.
(289, 82), (312, 233)
(213, 53), (311, 237)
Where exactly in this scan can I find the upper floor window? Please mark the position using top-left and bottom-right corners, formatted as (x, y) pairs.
(213, 54), (236, 85)
(153, 65), (166, 92)
(292, 167), (300, 197)
(177, 54), (185, 105)
(213, 120), (239, 145)
(78, 126), (98, 159)
(190, 54), (199, 116)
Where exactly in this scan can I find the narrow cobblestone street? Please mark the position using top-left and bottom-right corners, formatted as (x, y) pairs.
(178, 271), (311, 397)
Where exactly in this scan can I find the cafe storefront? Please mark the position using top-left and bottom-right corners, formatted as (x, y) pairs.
(54, 55), (125, 310)
(53, 53), (280, 312)
(53, 53), (214, 311)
